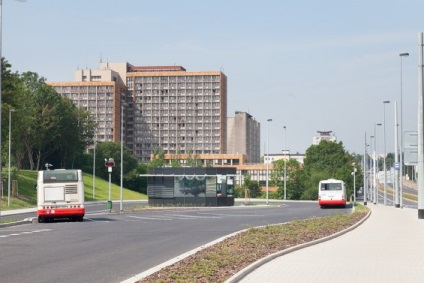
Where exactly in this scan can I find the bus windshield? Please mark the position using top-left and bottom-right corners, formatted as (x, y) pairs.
(43, 170), (79, 183)
(321, 183), (342, 191)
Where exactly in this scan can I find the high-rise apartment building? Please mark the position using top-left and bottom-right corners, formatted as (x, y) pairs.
(49, 65), (127, 143)
(49, 62), (228, 163)
(126, 66), (227, 162)
(227, 111), (260, 163)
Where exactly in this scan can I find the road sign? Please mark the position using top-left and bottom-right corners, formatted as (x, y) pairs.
(404, 131), (418, 165)
(394, 162), (400, 170)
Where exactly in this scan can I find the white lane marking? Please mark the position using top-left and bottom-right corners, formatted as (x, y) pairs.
(0, 229), (52, 239)
(127, 215), (172, 221)
(197, 212), (263, 217)
(161, 213), (222, 219)
(84, 218), (110, 223)
(85, 212), (111, 216)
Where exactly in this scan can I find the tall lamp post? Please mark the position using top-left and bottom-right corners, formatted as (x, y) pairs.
(0, 0), (3, 218)
(394, 102), (400, 207)
(283, 125), (287, 200)
(93, 138), (96, 199)
(266, 118), (272, 205)
(7, 108), (15, 207)
(399, 52), (409, 208)
(418, 32), (424, 219)
(352, 162), (356, 203)
(374, 123), (382, 204)
(120, 102), (127, 212)
(93, 118), (97, 200)
(364, 133), (368, 206)
(370, 135), (374, 203)
(383, 100), (390, 205)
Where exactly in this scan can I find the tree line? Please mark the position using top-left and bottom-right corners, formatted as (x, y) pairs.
(1, 58), (94, 171)
(235, 140), (364, 201)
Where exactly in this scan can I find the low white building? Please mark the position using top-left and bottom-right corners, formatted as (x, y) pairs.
(264, 152), (305, 165)
(313, 130), (337, 145)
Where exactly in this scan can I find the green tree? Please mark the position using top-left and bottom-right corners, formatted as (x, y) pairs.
(386, 153), (395, 170)
(169, 150), (183, 167)
(124, 163), (148, 194)
(302, 140), (360, 200)
(89, 142), (138, 184)
(185, 150), (202, 167)
(148, 149), (166, 168)
(270, 158), (305, 200)
(6, 71), (95, 170)
(243, 174), (261, 198)
(1, 58), (21, 169)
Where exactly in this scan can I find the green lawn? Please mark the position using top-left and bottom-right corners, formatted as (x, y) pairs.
(0, 169), (146, 211)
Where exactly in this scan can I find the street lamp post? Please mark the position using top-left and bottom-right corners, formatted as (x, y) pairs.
(266, 118), (272, 205)
(374, 123), (382, 204)
(0, 0), (3, 218)
(283, 125), (287, 200)
(93, 138), (96, 199)
(364, 133), (368, 206)
(418, 32), (424, 219)
(394, 102), (400, 207)
(7, 108), (15, 207)
(383, 100), (390, 205)
(399, 52), (409, 208)
(370, 135), (374, 203)
(352, 162), (357, 203)
(120, 102), (127, 212)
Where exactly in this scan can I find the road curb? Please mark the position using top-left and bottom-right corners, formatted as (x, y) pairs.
(224, 209), (372, 283)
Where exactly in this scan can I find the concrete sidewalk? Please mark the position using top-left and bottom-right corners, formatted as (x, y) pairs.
(232, 204), (424, 283)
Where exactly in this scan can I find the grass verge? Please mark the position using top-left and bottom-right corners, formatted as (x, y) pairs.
(139, 204), (369, 283)
(0, 169), (146, 210)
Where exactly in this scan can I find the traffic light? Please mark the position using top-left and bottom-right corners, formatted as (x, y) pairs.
(105, 158), (115, 167)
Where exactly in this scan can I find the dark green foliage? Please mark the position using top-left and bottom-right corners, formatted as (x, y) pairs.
(1, 61), (95, 171)
(271, 158), (305, 200)
(301, 140), (361, 200)
(85, 141), (138, 185)
(243, 174), (262, 198)
(185, 150), (202, 167)
(386, 153), (395, 170)
(124, 163), (148, 194)
(148, 149), (166, 168)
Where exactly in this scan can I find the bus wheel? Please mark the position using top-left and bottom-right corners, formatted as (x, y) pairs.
(38, 217), (43, 223)
(78, 217), (84, 222)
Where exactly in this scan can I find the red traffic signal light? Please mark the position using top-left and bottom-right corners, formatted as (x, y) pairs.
(105, 161), (115, 167)
(105, 158), (115, 167)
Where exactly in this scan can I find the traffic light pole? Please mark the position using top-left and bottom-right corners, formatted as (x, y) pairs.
(108, 167), (112, 212)
(105, 158), (115, 212)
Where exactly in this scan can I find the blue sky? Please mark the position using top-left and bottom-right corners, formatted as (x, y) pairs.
(3, 0), (424, 156)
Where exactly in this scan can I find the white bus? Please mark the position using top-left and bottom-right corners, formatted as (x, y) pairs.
(37, 169), (85, 222)
(318, 179), (346, 208)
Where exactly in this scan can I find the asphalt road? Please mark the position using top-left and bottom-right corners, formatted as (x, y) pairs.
(0, 200), (148, 222)
(0, 202), (351, 283)
(376, 182), (418, 209)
